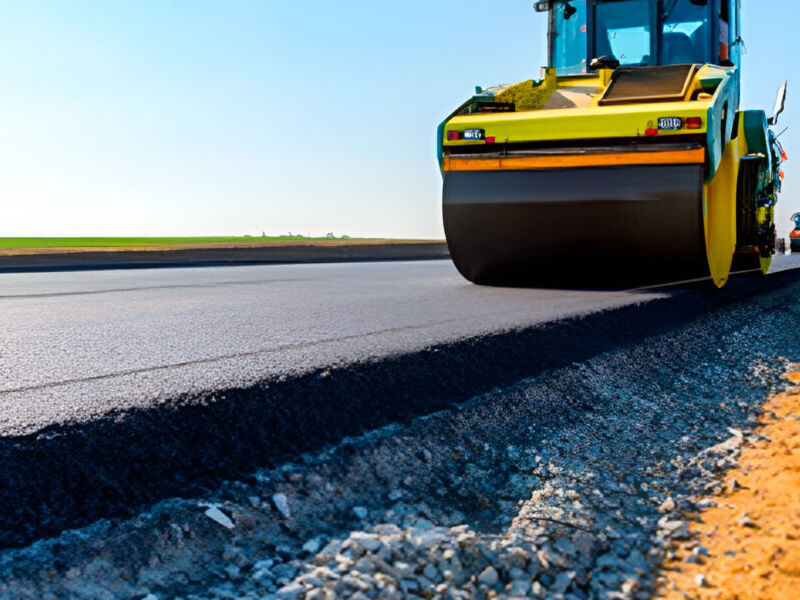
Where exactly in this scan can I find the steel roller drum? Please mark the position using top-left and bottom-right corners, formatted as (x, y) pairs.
(443, 164), (709, 287)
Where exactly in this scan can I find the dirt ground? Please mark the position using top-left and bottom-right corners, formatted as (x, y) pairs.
(657, 370), (800, 599)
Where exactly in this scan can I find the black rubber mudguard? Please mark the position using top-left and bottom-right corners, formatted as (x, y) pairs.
(443, 165), (708, 287)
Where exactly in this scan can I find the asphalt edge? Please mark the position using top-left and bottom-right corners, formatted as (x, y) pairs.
(1, 269), (800, 548)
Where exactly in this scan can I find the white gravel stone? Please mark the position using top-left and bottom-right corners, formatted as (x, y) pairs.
(272, 493), (291, 519)
(349, 532), (381, 553)
(478, 566), (499, 587)
(394, 561), (416, 578)
(738, 515), (760, 529)
(658, 497), (676, 513)
(275, 581), (305, 600)
(660, 519), (691, 539)
(203, 506), (235, 530)
(694, 545), (711, 557)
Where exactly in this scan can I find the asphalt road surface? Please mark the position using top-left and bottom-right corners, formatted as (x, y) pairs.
(2, 255), (800, 437)
(2, 254), (800, 547)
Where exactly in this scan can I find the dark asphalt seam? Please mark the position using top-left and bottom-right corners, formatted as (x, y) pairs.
(0, 277), (318, 300)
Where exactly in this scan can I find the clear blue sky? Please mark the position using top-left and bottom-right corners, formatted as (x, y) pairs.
(0, 1), (796, 239)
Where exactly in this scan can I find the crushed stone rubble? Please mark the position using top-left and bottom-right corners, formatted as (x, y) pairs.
(1, 293), (799, 600)
(232, 424), (751, 600)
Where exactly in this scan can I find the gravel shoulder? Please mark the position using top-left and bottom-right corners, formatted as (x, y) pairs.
(1, 277), (799, 599)
(0, 241), (449, 272)
(657, 370), (800, 599)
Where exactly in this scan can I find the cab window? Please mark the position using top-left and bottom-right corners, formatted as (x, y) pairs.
(595, 0), (654, 66)
(660, 0), (713, 64)
(552, 0), (588, 74)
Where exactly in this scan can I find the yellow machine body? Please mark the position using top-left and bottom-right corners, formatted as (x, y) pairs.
(439, 2), (784, 288)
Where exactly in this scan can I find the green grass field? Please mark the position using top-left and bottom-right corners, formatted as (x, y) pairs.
(0, 236), (375, 249)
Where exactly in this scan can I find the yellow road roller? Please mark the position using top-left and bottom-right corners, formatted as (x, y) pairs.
(438, 0), (787, 287)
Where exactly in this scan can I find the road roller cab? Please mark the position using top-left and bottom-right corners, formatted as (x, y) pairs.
(438, 0), (786, 288)
(543, 0), (738, 74)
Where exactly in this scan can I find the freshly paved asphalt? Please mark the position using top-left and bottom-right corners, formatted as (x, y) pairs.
(2, 255), (799, 437)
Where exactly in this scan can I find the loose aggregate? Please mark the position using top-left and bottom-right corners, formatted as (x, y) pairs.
(1, 278), (799, 599)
